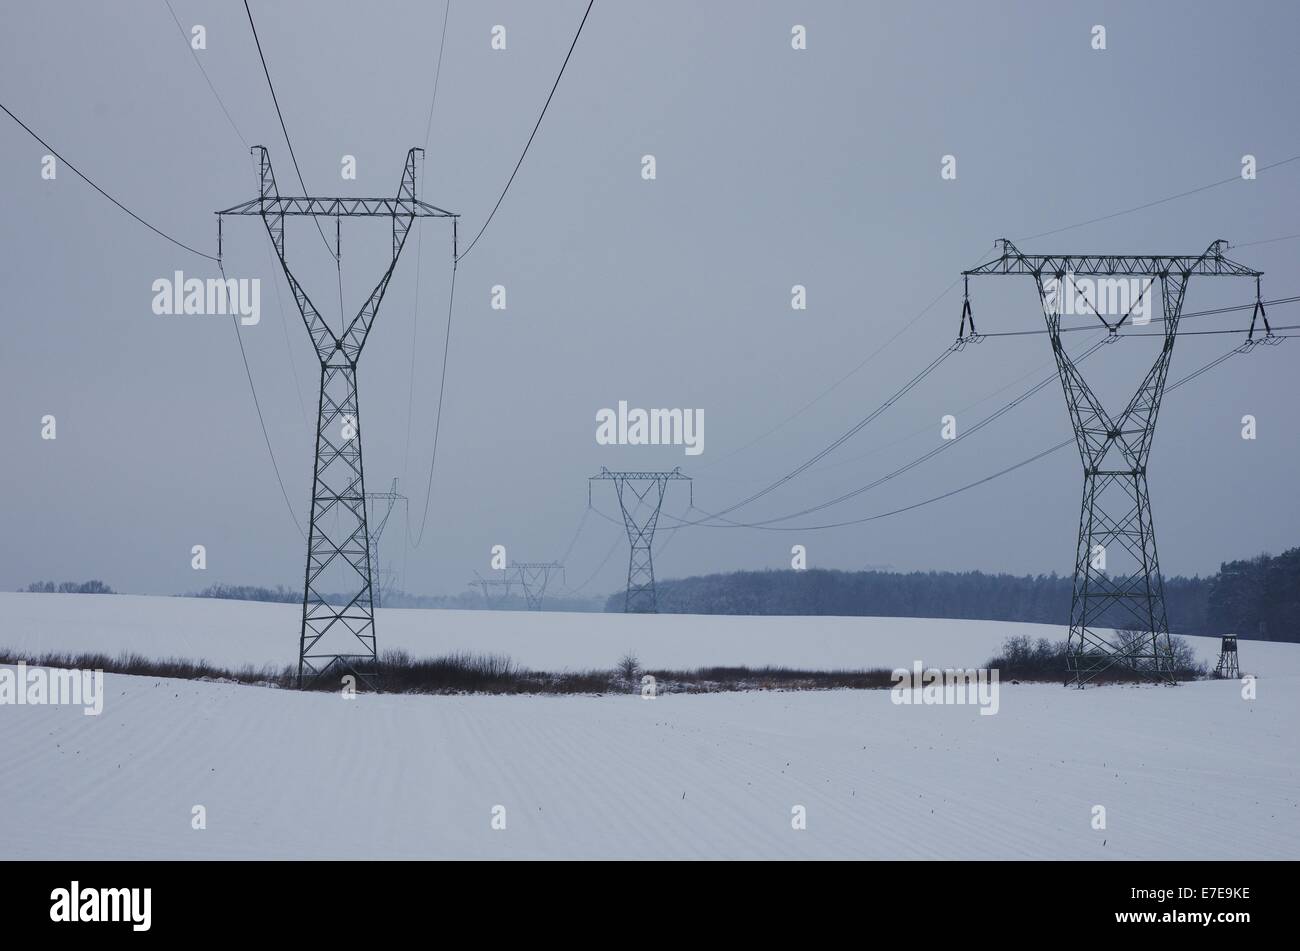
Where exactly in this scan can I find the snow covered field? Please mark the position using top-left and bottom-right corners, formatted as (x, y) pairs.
(0, 593), (1296, 859)
(1, 670), (1296, 859)
(3, 591), (1299, 675)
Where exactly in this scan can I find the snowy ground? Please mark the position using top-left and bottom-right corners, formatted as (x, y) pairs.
(0, 593), (1296, 859)
(1, 670), (1296, 859)
(3, 591), (1298, 675)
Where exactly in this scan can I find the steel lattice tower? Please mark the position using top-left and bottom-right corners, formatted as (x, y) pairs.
(218, 147), (456, 686)
(470, 573), (514, 607)
(590, 468), (691, 613)
(512, 562), (566, 610)
(364, 478), (407, 608)
(964, 239), (1263, 686)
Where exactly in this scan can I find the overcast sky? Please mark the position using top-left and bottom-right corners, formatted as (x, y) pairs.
(2, 0), (1298, 599)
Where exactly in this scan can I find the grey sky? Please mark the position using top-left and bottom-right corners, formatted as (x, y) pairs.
(2, 0), (1298, 598)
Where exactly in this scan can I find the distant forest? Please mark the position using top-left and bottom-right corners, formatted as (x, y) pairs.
(603, 547), (1300, 643)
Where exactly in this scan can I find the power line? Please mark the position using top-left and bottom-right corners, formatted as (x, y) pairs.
(1230, 232), (1300, 250)
(1017, 153), (1300, 243)
(720, 339), (1111, 527)
(807, 333), (1104, 478)
(697, 150), (1300, 471)
(410, 259), (459, 548)
(367, 11), (1300, 572)
(697, 243), (998, 473)
(563, 528), (623, 595)
(457, 0), (595, 262)
(558, 506), (591, 565)
(410, 0), (594, 545)
(403, 0), (453, 529)
(979, 295), (1300, 338)
(587, 438), (1059, 535)
(163, 0), (248, 147)
(691, 342), (959, 525)
(697, 278), (959, 471)
(697, 178), (1295, 476)
(1124, 323), (1298, 338)
(803, 294), (1294, 478)
(0, 99), (217, 261)
(421, 0), (452, 147)
(656, 342), (1255, 533)
(159, 4), (314, 532)
(691, 320), (1275, 532)
(651, 505), (691, 560)
(242, 0), (337, 264)
(3, 58), (308, 551)
(661, 333), (1105, 530)
(162, 2), (316, 429)
(22, 9), (1295, 585)
(560, 492), (681, 599)
(4, 14), (311, 548)
(220, 260), (306, 539)
(242, 0), (316, 218)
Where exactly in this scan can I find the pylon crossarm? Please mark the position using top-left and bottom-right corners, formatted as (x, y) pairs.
(217, 197), (454, 218)
(217, 147), (453, 219)
(964, 239), (1263, 278)
(590, 467), (691, 482)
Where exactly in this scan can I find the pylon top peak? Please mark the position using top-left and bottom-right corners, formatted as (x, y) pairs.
(217, 146), (457, 219)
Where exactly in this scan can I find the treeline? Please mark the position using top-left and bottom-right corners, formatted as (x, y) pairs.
(606, 547), (1300, 642)
(23, 580), (115, 594)
(187, 583), (299, 603)
(1206, 549), (1300, 641)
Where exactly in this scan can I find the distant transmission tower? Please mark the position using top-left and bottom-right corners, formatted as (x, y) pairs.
(365, 478), (407, 608)
(512, 562), (565, 610)
(218, 147), (456, 686)
(964, 239), (1264, 686)
(469, 573), (514, 608)
(589, 467), (692, 613)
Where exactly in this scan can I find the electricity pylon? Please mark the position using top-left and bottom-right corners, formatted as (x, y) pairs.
(218, 147), (456, 686)
(469, 573), (514, 607)
(512, 562), (565, 610)
(589, 467), (691, 613)
(365, 478), (407, 608)
(964, 239), (1264, 686)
